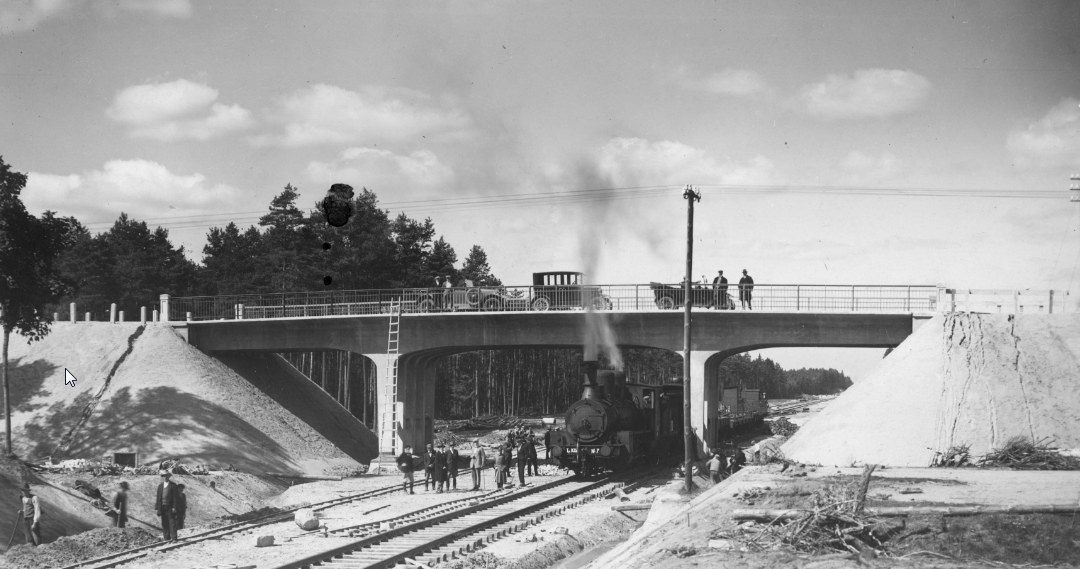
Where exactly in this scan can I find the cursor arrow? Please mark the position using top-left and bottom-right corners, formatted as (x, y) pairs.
(64, 369), (78, 387)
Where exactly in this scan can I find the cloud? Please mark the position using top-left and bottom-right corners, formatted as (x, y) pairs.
(796, 69), (931, 119)
(106, 79), (254, 141)
(23, 159), (240, 224)
(255, 84), (472, 147)
(676, 67), (771, 98)
(840, 151), (903, 184)
(1006, 98), (1080, 169)
(305, 147), (454, 194)
(591, 137), (777, 187)
(0, 0), (189, 34)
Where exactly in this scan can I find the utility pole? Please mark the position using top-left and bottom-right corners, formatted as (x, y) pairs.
(682, 184), (701, 494)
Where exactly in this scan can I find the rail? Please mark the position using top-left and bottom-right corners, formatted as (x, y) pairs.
(163, 283), (948, 321)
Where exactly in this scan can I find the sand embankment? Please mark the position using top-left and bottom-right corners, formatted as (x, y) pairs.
(5, 322), (374, 473)
(782, 313), (1080, 467)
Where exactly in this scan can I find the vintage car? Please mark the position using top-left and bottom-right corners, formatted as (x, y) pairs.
(413, 281), (529, 312)
(649, 282), (732, 310)
(530, 271), (612, 311)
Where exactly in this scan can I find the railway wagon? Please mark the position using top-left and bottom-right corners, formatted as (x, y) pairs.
(718, 386), (768, 432)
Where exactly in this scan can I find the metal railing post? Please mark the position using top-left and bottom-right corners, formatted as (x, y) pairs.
(796, 285), (800, 311)
(851, 286), (855, 311)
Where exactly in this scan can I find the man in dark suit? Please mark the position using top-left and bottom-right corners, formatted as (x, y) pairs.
(739, 269), (754, 310)
(516, 438), (531, 486)
(434, 443), (449, 493)
(423, 443), (437, 491)
(155, 472), (178, 541)
(713, 270), (729, 309)
(446, 442), (460, 490)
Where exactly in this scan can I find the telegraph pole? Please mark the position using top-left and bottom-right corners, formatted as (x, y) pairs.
(682, 185), (701, 494)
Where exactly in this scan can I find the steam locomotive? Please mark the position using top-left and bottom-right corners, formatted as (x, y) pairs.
(548, 363), (684, 475)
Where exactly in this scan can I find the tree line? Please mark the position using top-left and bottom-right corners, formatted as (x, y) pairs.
(0, 155), (852, 450)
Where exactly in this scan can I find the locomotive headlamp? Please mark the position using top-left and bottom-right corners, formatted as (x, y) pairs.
(551, 445), (563, 457)
(600, 444), (612, 457)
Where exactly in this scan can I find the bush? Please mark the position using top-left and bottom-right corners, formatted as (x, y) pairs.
(769, 417), (799, 438)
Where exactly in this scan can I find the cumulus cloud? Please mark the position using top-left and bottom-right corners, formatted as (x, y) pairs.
(796, 69), (931, 119)
(306, 147), (455, 194)
(1006, 98), (1080, 169)
(23, 159), (240, 223)
(106, 79), (254, 141)
(591, 137), (777, 187)
(0, 0), (189, 34)
(840, 151), (903, 184)
(256, 84), (472, 147)
(676, 67), (771, 98)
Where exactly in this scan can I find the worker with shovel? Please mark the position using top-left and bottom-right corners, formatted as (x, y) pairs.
(17, 483), (42, 546)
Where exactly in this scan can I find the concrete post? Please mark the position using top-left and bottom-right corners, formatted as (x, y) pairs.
(140, 306), (147, 324)
(53, 312), (58, 322)
(85, 312), (91, 322)
(110, 303), (117, 323)
(119, 310), (125, 322)
(185, 312), (192, 322)
(160, 294), (170, 322)
(70, 302), (76, 323)
(685, 350), (721, 459)
(365, 353), (403, 455)
(152, 309), (159, 322)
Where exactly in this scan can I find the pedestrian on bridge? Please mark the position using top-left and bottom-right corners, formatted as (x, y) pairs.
(739, 269), (754, 310)
(713, 270), (730, 310)
(469, 440), (486, 491)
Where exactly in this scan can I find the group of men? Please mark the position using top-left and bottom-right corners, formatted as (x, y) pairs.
(13, 471), (188, 547)
(395, 432), (546, 495)
(711, 269), (755, 310)
(706, 446), (748, 483)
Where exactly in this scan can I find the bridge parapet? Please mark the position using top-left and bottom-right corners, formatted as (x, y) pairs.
(163, 283), (950, 322)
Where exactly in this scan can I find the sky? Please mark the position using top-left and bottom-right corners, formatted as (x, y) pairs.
(2, 0), (1079, 380)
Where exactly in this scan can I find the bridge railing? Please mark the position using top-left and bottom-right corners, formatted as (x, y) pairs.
(164, 283), (945, 321)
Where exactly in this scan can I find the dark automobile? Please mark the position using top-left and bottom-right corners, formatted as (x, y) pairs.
(530, 271), (612, 311)
(649, 282), (730, 310)
(423, 280), (528, 312)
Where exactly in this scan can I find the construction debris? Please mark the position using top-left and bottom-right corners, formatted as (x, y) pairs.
(977, 436), (1080, 470)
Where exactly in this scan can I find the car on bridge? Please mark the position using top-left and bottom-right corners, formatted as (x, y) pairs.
(530, 271), (612, 311)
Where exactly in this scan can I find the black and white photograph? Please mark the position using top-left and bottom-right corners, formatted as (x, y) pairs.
(1, 1), (1079, 567)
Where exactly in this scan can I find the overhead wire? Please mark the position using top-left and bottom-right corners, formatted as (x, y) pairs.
(77, 183), (1068, 232)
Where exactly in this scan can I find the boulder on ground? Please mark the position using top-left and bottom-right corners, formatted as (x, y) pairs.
(294, 508), (319, 530)
(256, 534), (275, 547)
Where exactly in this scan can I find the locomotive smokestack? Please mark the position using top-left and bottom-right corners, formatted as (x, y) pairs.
(582, 343), (599, 400)
(596, 370), (614, 400)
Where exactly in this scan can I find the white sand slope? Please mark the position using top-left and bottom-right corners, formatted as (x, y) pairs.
(782, 313), (1080, 467)
(7, 323), (367, 475)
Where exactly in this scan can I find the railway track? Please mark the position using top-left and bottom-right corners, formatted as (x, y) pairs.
(58, 480), (407, 569)
(271, 474), (628, 569)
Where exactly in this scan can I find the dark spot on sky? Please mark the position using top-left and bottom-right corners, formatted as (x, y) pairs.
(321, 183), (355, 227)
(323, 275), (333, 286)
(322, 242), (332, 250)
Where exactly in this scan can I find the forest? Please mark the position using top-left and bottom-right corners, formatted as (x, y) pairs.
(2, 157), (852, 429)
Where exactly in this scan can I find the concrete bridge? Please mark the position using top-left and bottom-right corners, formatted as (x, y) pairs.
(173, 310), (914, 457)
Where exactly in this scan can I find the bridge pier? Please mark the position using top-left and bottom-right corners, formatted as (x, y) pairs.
(367, 352), (442, 456)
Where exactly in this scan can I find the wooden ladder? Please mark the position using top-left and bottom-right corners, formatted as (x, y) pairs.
(374, 301), (402, 473)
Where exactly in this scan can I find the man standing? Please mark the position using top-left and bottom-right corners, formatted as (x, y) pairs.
(731, 446), (747, 474)
(493, 444), (506, 490)
(18, 483), (42, 546)
(526, 435), (540, 476)
(397, 445), (419, 494)
(434, 443), (449, 493)
(516, 438), (531, 486)
(447, 442), (460, 490)
(739, 269), (754, 310)
(174, 485), (188, 533)
(713, 270), (729, 310)
(155, 472), (177, 542)
(423, 443), (437, 492)
(543, 427), (553, 460)
(469, 440), (486, 491)
(110, 481), (129, 528)
(500, 443), (513, 487)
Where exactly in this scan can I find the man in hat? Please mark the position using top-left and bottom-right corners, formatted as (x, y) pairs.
(713, 270), (729, 310)
(423, 443), (437, 492)
(155, 471), (178, 541)
(446, 441), (460, 491)
(18, 483), (42, 546)
(739, 269), (754, 310)
(434, 443), (449, 493)
(468, 440), (486, 491)
(396, 445), (419, 494)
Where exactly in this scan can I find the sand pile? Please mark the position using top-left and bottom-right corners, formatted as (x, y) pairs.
(7, 322), (366, 474)
(782, 313), (1080, 467)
